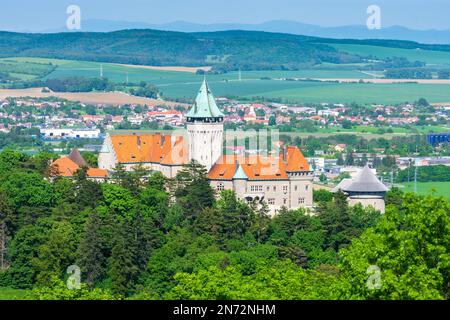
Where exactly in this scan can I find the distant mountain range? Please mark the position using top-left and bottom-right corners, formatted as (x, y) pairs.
(41, 19), (450, 44)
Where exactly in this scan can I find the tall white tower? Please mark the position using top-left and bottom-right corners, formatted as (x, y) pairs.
(186, 79), (224, 171)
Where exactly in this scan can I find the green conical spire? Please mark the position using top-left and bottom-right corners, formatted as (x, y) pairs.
(186, 78), (224, 121)
(233, 162), (248, 180)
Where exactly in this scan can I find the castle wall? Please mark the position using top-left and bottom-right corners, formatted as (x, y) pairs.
(348, 195), (386, 213)
(210, 175), (314, 216)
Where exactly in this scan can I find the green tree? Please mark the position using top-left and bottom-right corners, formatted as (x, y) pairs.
(313, 189), (333, 203)
(3, 224), (47, 288)
(29, 276), (117, 300)
(109, 222), (139, 296)
(316, 191), (353, 251)
(32, 221), (77, 285)
(172, 160), (215, 221)
(339, 194), (450, 299)
(76, 213), (106, 286)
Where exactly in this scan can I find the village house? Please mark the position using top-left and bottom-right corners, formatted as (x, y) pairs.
(49, 148), (108, 182)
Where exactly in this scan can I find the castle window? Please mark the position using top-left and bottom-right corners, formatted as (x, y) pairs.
(283, 198), (287, 205)
(266, 186), (270, 191)
(283, 185), (288, 193)
(305, 185), (309, 190)
(294, 185), (298, 191)
(268, 198), (275, 205)
(298, 197), (305, 205)
(250, 185), (263, 192)
(273, 186), (276, 191)
(217, 183), (224, 191)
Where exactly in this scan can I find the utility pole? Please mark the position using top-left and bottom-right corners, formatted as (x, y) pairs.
(390, 171), (393, 187)
(414, 162), (418, 194)
(407, 158), (411, 183)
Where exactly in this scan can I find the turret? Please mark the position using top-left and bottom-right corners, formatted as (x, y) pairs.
(186, 79), (224, 171)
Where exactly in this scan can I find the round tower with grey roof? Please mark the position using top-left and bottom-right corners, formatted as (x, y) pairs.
(186, 79), (224, 171)
(332, 165), (389, 213)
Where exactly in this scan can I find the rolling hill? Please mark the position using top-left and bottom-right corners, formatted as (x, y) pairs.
(42, 19), (450, 45)
(2, 29), (450, 72)
(0, 29), (360, 71)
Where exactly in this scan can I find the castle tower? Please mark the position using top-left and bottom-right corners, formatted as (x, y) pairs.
(186, 79), (224, 171)
(232, 162), (248, 199)
(332, 165), (388, 213)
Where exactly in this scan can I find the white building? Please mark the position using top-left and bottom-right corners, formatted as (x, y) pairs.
(40, 128), (101, 139)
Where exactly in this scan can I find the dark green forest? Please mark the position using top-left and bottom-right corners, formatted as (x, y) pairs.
(2, 29), (447, 71)
(0, 149), (448, 300)
(0, 30), (360, 70)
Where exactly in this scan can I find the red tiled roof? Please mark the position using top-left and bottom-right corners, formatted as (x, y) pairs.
(110, 134), (188, 165)
(50, 156), (108, 178)
(51, 157), (79, 177)
(86, 168), (108, 178)
(208, 146), (309, 180)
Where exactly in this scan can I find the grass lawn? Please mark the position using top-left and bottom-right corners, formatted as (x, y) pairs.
(400, 181), (450, 198)
(0, 287), (29, 300)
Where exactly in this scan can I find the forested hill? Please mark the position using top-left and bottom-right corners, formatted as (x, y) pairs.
(0, 29), (449, 71)
(0, 29), (355, 70)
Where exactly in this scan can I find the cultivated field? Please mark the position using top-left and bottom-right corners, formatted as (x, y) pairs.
(0, 87), (185, 107)
(114, 63), (212, 73)
(3, 57), (450, 104)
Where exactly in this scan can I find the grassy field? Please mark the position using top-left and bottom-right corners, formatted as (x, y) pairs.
(400, 181), (450, 197)
(0, 287), (29, 300)
(159, 79), (450, 104)
(3, 57), (450, 104)
(328, 44), (450, 66)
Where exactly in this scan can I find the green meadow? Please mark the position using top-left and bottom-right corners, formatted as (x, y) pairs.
(400, 181), (450, 198)
(160, 79), (450, 104)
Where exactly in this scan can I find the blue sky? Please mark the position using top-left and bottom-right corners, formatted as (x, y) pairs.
(0, 0), (447, 31)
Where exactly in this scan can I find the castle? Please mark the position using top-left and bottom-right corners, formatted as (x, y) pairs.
(98, 79), (314, 215)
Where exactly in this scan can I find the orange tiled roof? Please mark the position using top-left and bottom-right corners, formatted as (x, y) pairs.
(51, 157), (80, 177)
(285, 146), (309, 171)
(50, 156), (108, 178)
(86, 168), (109, 178)
(110, 134), (188, 165)
(208, 146), (309, 180)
